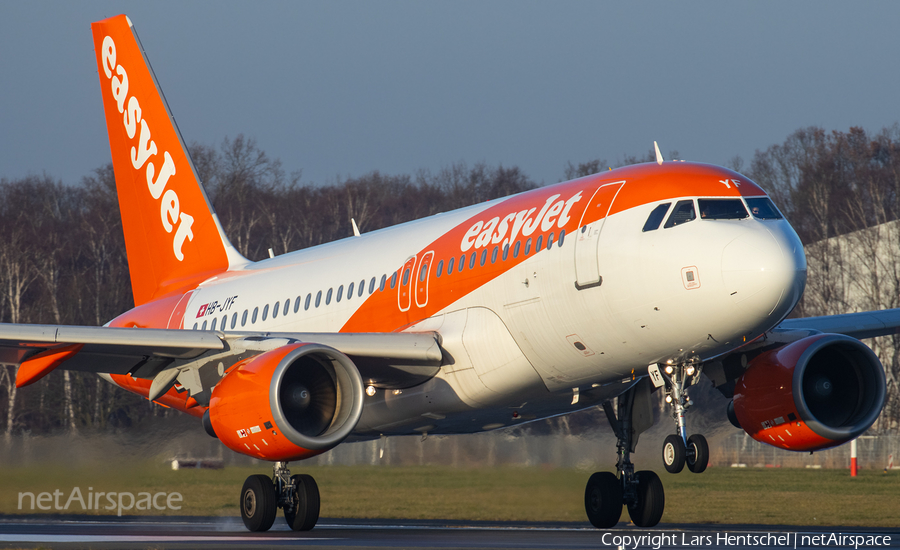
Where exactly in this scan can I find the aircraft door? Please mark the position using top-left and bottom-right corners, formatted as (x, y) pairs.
(415, 251), (434, 308)
(574, 181), (625, 289)
(398, 255), (416, 312)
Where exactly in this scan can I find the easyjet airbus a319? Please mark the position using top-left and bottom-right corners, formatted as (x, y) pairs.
(2, 14), (893, 530)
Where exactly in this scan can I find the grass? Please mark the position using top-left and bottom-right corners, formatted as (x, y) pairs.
(1, 464), (898, 527)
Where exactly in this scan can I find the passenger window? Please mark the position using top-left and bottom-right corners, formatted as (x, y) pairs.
(390, 272), (397, 289)
(491, 246), (498, 263)
(419, 263), (428, 282)
(241, 310), (248, 326)
(447, 257), (455, 273)
(437, 260), (444, 277)
(514, 241), (521, 258)
(202, 320), (207, 330)
(402, 269), (410, 286)
(193, 322), (198, 330)
(559, 230), (565, 247)
(294, 296), (301, 313)
(305, 293), (312, 310)
(698, 199), (748, 220)
(252, 307), (258, 323)
(359, 280), (365, 297)
(525, 238), (532, 255)
(502, 244), (509, 261)
(348, 282), (355, 299)
(547, 232), (554, 250)
(231, 312), (238, 329)
(469, 252), (477, 269)
(273, 302), (279, 318)
(326, 288), (333, 305)
(745, 197), (783, 219)
(210, 318), (217, 331)
(458, 255), (465, 272)
(664, 200), (696, 229)
(262, 304), (269, 321)
(336, 285), (343, 302)
(536, 235), (543, 251)
(642, 203), (671, 232)
(480, 249), (487, 266)
(222, 315), (227, 330)
(379, 275), (387, 291)
(283, 299), (289, 316)
(315, 291), (322, 308)
(369, 277), (376, 294)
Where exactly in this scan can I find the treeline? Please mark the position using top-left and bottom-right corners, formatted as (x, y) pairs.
(2, 126), (900, 437)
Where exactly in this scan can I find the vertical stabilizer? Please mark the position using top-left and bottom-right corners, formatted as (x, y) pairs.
(91, 15), (246, 306)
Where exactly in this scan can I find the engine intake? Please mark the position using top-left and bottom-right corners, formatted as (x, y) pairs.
(731, 334), (885, 451)
(207, 343), (364, 461)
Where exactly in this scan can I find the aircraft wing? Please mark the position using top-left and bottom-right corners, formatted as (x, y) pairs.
(777, 308), (900, 340)
(0, 324), (443, 390)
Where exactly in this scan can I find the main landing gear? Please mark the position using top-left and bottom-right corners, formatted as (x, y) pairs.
(240, 462), (320, 532)
(657, 360), (709, 474)
(585, 378), (665, 528)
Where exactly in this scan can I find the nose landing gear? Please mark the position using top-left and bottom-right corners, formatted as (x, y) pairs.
(240, 462), (320, 532)
(656, 361), (709, 474)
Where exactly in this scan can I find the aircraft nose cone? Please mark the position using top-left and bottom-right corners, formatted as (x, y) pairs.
(721, 224), (806, 323)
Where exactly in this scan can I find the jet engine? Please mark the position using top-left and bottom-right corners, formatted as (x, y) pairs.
(730, 334), (885, 452)
(205, 343), (364, 461)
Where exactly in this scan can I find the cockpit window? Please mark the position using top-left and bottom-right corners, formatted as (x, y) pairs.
(745, 197), (783, 220)
(642, 203), (671, 232)
(698, 199), (748, 220)
(664, 200), (696, 229)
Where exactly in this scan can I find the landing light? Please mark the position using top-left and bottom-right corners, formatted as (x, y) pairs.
(686, 366), (695, 376)
(665, 365), (674, 375)
(665, 395), (673, 404)
(365, 385), (376, 397)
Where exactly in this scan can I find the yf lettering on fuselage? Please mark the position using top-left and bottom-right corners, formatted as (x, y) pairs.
(196, 296), (238, 318)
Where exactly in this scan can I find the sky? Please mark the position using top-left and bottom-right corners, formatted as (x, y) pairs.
(2, 1), (900, 187)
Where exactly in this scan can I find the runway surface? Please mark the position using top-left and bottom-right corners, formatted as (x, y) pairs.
(0, 516), (898, 550)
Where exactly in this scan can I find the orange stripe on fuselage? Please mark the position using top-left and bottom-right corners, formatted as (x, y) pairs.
(341, 161), (765, 333)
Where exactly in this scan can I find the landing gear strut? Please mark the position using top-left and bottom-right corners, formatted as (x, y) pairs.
(585, 378), (665, 528)
(240, 462), (320, 532)
(657, 360), (709, 474)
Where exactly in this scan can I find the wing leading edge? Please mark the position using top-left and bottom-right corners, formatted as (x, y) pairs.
(778, 308), (900, 340)
(0, 323), (443, 391)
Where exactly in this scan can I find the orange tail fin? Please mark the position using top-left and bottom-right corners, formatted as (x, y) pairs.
(91, 15), (246, 306)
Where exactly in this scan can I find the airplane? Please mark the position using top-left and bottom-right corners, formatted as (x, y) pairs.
(1, 13), (891, 531)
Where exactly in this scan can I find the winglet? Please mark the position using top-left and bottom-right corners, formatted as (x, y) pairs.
(91, 15), (247, 306)
(654, 141), (664, 165)
(16, 344), (84, 388)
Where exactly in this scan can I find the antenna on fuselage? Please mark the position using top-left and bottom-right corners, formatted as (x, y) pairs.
(654, 141), (664, 165)
(351, 218), (361, 237)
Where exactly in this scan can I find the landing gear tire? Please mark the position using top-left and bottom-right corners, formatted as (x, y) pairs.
(686, 434), (709, 473)
(626, 470), (665, 528)
(284, 474), (320, 531)
(662, 434), (685, 474)
(240, 474), (277, 532)
(584, 472), (623, 528)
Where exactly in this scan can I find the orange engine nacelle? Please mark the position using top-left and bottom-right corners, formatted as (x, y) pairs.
(730, 334), (885, 452)
(205, 343), (364, 461)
